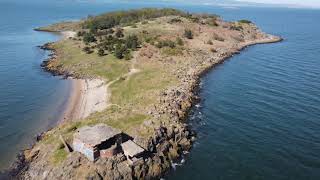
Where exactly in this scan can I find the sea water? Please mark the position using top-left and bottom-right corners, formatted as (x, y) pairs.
(1, 1), (320, 179)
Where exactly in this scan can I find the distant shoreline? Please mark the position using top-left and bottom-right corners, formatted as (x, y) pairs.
(9, 9), (283, 179)
(38, 30), (109, 124)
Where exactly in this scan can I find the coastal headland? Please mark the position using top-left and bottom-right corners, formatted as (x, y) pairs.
(9, 8), (282, 179)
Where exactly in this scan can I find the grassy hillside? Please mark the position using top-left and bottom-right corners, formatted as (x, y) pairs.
(35, 8), (268, 165)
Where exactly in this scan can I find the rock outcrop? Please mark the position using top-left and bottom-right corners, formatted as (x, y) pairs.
(7, 13), (282, 180)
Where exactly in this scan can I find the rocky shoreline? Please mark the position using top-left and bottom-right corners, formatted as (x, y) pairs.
(10, 37), (281, 180)
(9, 38), (282, 180)
(4, 35), (196, 180)
(129, 35), (283, 179)
(39, 42), (72, 79)
(5, 14), (282, 179)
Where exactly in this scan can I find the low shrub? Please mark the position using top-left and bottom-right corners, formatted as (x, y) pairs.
(77, 31), (85, 37)
(210, 48), (217, 53)
(207, 19), (218, 26)
(213, 34), (224, 42)
(161, 47), (183, 56)
(169, 18), (182, 23)
(176, 37), (184, 46)
(98, 48), (105, 56)
(83, 46), (93, 54)
(230, 25), (243, 31)
(156, 39), (176, 48)
(115, 28), (124, 38)
(125, 35), (140, 50)
(184, 29), (193, 39)
(238, 19), (252, 24)
(83, 8), (186, 31)
(124, 50), (133, 60)
(141, 20), (148, 24)
(83, 32), (96, 43)
(114, 43), (126, 59)
(207, 40), (213, 45)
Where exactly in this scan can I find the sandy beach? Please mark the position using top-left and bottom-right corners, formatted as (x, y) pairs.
(60, 31), (77, 39)
(10, 10), (284, 180)
(58, 31), (109, 123)
(59, 78), (108, 123)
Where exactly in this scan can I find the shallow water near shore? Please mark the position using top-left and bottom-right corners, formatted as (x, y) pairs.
(0, 3), (75, 170)
(0, 0), (183, 171)
(0, 1), (320, 179)
(169, 8), (320, 180)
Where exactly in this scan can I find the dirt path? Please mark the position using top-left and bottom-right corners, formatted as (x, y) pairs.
(104, 52), (141, 109)
(61, 52), (141, 122)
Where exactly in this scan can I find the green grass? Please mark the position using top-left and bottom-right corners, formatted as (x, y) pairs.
(161, 47), (184, 56)
(111, 66), (177, 106)
(107, 114), (148, 131)
(35, 21), (82, 32)
(83, 8), (186, 30)
(41, 17), (181, 147)
(49, 24), (179, 135)
(51, 148), (68, 165)
(238, 19), (252, 24)
(53, 40), (130, 81)
(39, 16), (186, 164)
(124, 19), (174, 37)
(30, 9), (265, 167)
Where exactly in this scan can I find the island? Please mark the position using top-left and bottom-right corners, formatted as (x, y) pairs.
(10, 8), (281, 179)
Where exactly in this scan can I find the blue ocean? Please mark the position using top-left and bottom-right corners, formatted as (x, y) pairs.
(0, 1), (319, 179)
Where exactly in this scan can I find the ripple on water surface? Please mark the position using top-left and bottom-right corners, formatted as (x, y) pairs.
(169, 8), (320, 180)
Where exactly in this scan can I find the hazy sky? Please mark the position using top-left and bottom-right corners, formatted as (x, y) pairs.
(236, 0), (320, 8)
(16, 0), (319, 9)
(162, 0), (320, 8)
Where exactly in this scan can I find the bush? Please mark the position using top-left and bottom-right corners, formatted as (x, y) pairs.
(156, 39), (176, 48)
(77, 31), (85, 37)
(83, 46), (93, 54)
(83, 8), (187, 31)
(105, 34), (115, 42)
(184, 29), (193, 39)
(107, 29), (114, 34)
(155, 42), (162, 48)
(114, 43), (126, 59)
(83, 32), (96, 43)
(232, 36), (244, 42)
(210, 48), (217, 53)
(125, 35), (139, 50)
(238, 19), (252, 24)
(95, 30), (110, 36)
(161, 47), (183, 56)
(98, 48), (105, 56)
(213, 34), (224, 42)
(115, 28), (124, 38)
(167, 41), (175, 48)
(208, 20), (218, 26)
(124, 50), (132, 60)
(207, 40), (213, 45)
(188, 16), (199, 23)
(89, 28), (97, 34)
(141, 21), (148, 24)
(230, 25), (243, 31)
(176, 37), (184, 46)
(144, 36), (153, 43)
(107, 44), (115, 52)
(169, 18), (182, 24)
